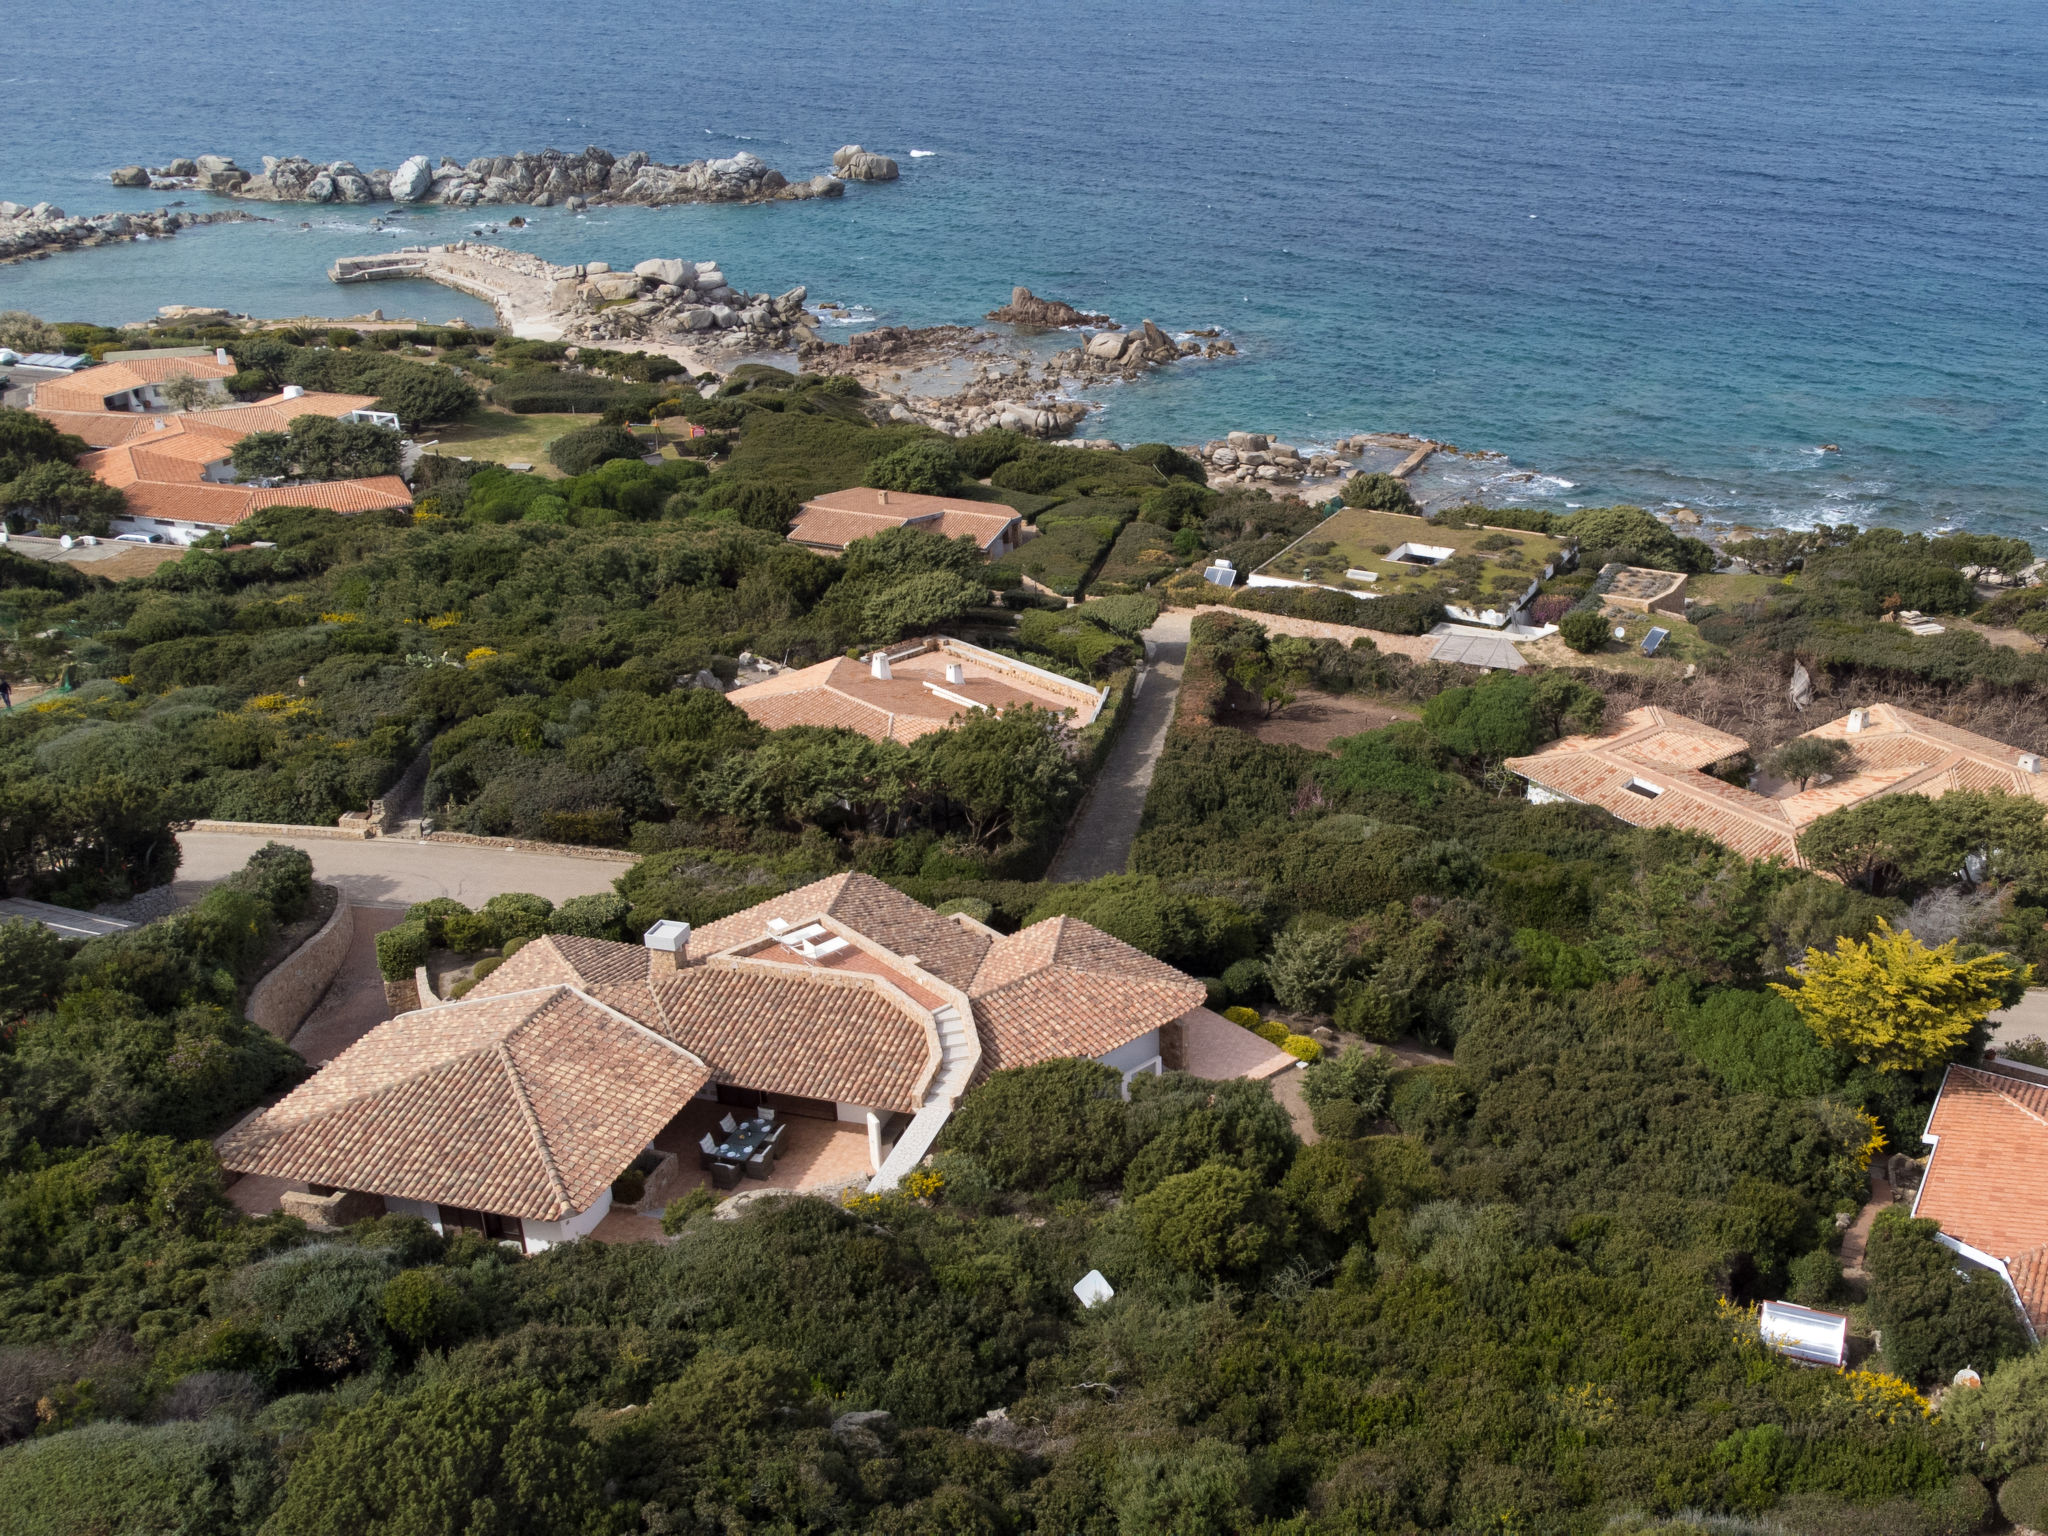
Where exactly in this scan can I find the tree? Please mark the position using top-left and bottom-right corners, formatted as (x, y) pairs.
(160, 372), (211, 412)
(858, 569), (986, 644)
(547, 422), (642, 476)
(0, 310), (61, 353)
(263, 1379), (605, 1536)
(228, 429), (290, 481)
(1134, 1161), (1285, 1279)
(0, 461), (127, 534)
(1766, 735), (1851, 790)
(1864, 1208), (2028, 1385)
(367, 363), (478, 429)
(1268, 921), (1350, 1012)
(1798, 790), (2048, 896)
(1342, 471), (1417, 514)
(917, 704), (1079, 847)
(1939, 1345), (2048, 1478)
(937, 1058), (1131, 1190)
(0, 406), (87, 481)
(1768, 918), (2027, 1072)
(1558, 608), (1611, 653)
(867, 438), (962, 495)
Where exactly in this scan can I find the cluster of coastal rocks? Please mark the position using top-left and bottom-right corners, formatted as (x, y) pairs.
(0, 200), (256, 265)
(561, 256), (815, 351)
(114, 145), (859, 208)
(1191, 431), (1354, 487)
(985, 287), (1115, 328)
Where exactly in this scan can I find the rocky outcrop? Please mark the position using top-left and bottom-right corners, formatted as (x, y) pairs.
(125, 146), (833, 209)
(985, 286), (1116, 329)
(0, 203), (259, 266)
(832, 145), (900, 182)
(329, 242), (817, 354)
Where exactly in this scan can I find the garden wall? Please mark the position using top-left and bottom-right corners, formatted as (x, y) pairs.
(246, 897), (354, 1041)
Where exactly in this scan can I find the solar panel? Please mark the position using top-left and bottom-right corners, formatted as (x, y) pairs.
(1641, 627), (1670, 656)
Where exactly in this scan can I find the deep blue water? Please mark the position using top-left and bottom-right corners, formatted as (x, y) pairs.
(3, 0), (2046, 542)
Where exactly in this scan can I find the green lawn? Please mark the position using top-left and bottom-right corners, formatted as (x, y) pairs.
(1690, 570), (1785, 608)
(1257, 506), (1571, 611)
(427, 408), (600, 476)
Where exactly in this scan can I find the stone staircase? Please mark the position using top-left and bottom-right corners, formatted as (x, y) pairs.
(869, 1003), (976, 1191)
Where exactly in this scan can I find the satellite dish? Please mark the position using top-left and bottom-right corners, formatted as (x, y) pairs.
(1612, 625), (1627, 640)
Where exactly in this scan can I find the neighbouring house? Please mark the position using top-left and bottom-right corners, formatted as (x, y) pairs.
(30, 351), (237, 414)
(217, 874), (1282, 1249)
(1504, 703), (2048, 865)
(33, 384), (411, 544)
(1249, 506), (1576, 628)
(727, 635), (1106, 745)
(788, 486), (1025, 558)
(1913, 1055), (2048, 1342)
(1597, 564), (1689, 618)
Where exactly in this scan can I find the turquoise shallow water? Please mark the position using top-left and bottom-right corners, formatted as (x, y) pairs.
(3, 0), (2045, 542)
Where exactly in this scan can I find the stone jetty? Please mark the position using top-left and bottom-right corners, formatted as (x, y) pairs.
(118, 146), (847, 208)
(0, 201), (257, 265)
(329, 243), (814, 353)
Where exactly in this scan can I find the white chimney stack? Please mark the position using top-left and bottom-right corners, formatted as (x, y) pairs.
(214, 347), (231, 365)
(2021, 753), (2042, 774)
(877, 488), (889, 505)
(945, 661), (965, 685)
(870, 651), (893, 681)
(642, 919), (691, 970)
(1846, 708), (1870, 733)
(281, 384), (305, 399)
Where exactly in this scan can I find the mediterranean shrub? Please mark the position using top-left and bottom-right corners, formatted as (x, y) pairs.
(1559, 608), (1611, 653)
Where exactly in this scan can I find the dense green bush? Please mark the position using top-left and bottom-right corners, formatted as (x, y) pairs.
(375, 919), (430, 981)
(1559, 607), (1612, 652)
(2000, 1466), (2048, 1534)
(546, 422), (645, 476)
(1341, 471), (1418, 513)
(485, 369), (633, 414)
(935, 1058), (1131, 1190)
(0, 1418), (279, 1536)
(1229, 582), (1445, 635)
(1866, 1208), (2029, 1384)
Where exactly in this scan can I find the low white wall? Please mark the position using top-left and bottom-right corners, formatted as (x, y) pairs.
(1099, 1029), (1164, 1095)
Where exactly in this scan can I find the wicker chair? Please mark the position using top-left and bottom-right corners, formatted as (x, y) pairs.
(709, 1160), (742, 1190)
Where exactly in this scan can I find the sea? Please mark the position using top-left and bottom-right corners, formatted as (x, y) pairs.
(3, 0), (2045, 544)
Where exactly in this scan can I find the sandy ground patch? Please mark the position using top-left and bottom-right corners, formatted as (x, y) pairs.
(1221, 689), (1417, 752)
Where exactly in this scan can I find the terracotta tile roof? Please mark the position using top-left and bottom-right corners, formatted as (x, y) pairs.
(250, 475), (413, 513)
(78, 426), (233, 490)
(1780, 704), (2048, 825)
(117, 482), (264, 529)
(216, 986), (710, 1220)
(32, 355), (234, 412)
(728, 637), (1103, 745)
(1916, 1061), (2048, 1335)
(648, 961), (936, 1113)
(691, 872), (995, 991)
(468, 916), (943, 1113)
(966, 915), (1208, 1078)
(29, 409), (164, 448)
(789, 487), (1020, 554)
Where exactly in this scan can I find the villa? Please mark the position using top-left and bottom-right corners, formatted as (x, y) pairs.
(1504, 702), (2048, 864)
(1914, 1055), (2048, 1342)
(1249, 507), (1576, 628)
(727, 635), (1106, 745)
(788, 486), (1025, 558)
(216, 873), (1288, 1250)
(33, 378), (411, 544)
(31, 350), (238, 414)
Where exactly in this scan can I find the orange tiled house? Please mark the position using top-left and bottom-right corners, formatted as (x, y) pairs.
(218, 875), (1278, 1250)
(1504, 703), (2048, 865)
(787, 487), (1024, 557)
(1913, 1057), (2048, 1341)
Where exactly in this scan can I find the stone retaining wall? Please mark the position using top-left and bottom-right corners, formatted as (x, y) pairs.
(1188, 604), (1439, 662)
(419, 830), (640, 863)
(246, 896), (354, 1041)
(191, 818), (372, 840)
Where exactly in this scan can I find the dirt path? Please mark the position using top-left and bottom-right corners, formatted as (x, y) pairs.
(1046, 611), (1190, 883)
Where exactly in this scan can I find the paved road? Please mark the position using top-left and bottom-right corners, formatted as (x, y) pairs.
(1047, 610), (1190, 883)
(1989, 987), (2048, 1049)
(173, 830), (631, 910)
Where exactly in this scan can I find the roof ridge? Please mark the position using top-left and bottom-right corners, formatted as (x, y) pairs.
(495, 1037), (572, 1217)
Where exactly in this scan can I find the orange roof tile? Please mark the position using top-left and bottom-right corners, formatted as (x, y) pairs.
(967, 916), (1207, 1078)
(216, 985), (710, 1220)
(789, 487), (1020, 554)
(250, 475), (412, 513)
(728, 637), (1103, 745)
(1916, 1062), (2048, 1336)
(32, 355), (234, 412)
(29, 409), (164, 448)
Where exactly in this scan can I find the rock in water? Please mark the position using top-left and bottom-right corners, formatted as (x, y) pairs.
(390, 155), (434, 202)
(109, 165), (149, 188)
(832, 144), (900, 182)
(986, 286), (1116, 328)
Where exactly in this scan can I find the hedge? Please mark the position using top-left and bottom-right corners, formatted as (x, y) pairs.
(487, 369), (634, 414)
(1230, 584), (1444, 635)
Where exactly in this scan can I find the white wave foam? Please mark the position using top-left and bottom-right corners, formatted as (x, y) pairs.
(910, 149), (936, 157)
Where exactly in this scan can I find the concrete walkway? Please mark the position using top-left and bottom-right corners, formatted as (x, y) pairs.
(1989, 988), (2048, 1050)
(1047, 610), (1190, 883)
(172, 830), (629, 909)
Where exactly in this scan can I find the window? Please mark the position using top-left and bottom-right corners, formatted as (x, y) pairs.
(1624, 777), (1664, 799)
(437, 1204), (524, 1247)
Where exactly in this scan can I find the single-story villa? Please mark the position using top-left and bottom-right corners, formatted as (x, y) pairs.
(34, 384), (411, 544)
(31, 352), (238, 414)
(789, 487), (1024, 558)
(726, 635), (1106, 745)
(1503, 703), (2048, 865)
(217, 874), (1283, 1249)
(1914, 1055), (2048, 1342)
(1250, 507), (1576, 628)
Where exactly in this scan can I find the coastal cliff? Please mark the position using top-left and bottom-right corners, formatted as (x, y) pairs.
(113, 147), (847, 208)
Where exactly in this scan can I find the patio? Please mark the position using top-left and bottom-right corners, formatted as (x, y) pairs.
(647, 1099), (884, 1201)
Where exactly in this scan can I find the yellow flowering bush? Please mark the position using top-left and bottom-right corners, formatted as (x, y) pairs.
(1852, 1108), (1887, 1171)
(1281, 1033), (1323, 1063)
(426, 611), (463, 630)
(1831, 1368), (1931, 1426)
(464, 647), (499, 666)
(1222, 1006), (1260, 1028)
(901, 1168), (945, 1201)
(318, 611), (360, 625)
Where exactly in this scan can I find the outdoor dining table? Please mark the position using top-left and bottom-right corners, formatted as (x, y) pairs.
(713, 1116), (775, 1166)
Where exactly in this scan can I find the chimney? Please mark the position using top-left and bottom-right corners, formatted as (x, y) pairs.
(2021, 753), (2042, 775)
(281, 384), (305, 399)
(642, 919), (691, 971)
(870, 651), (892, 681)
(877, 488), (889, 505)
(1846, 707), (1870, 733)
(945, 661), (965, 685)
